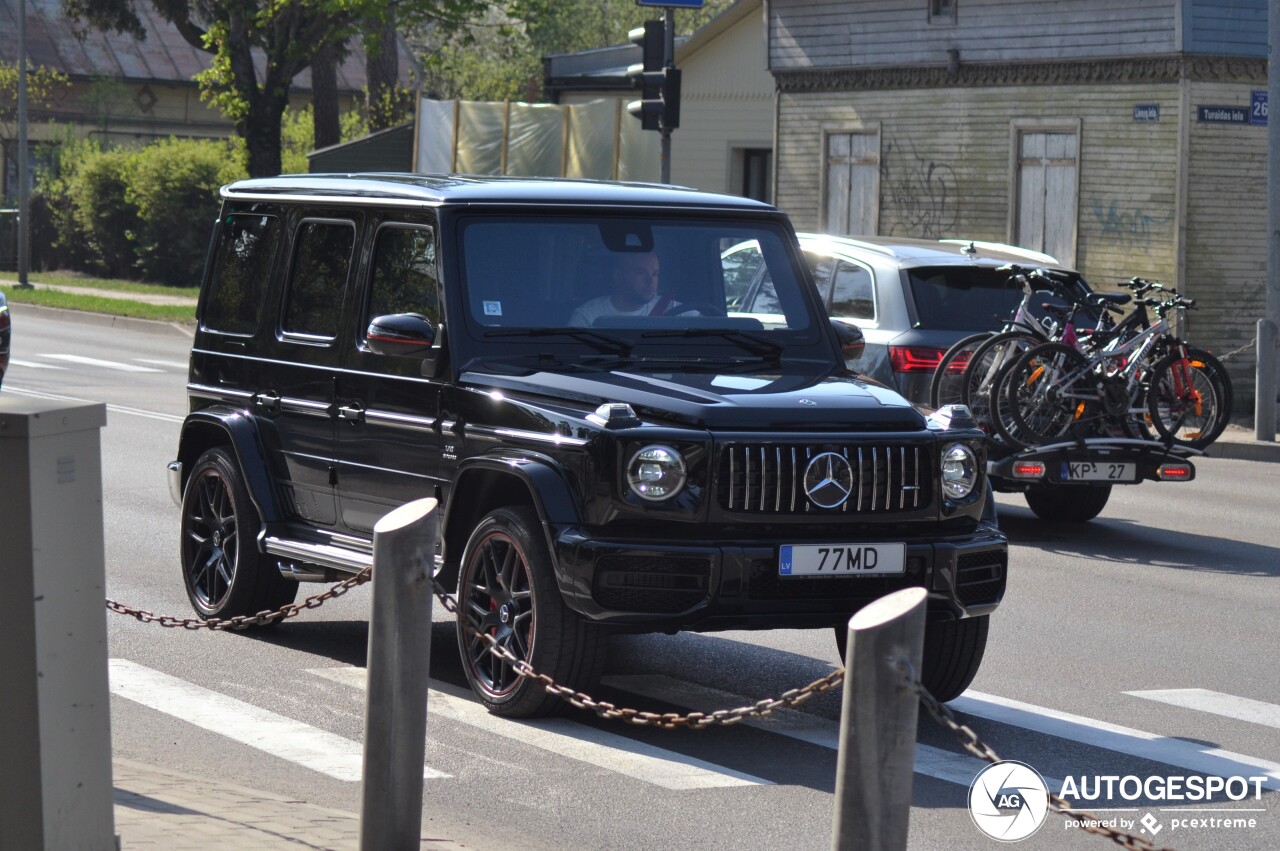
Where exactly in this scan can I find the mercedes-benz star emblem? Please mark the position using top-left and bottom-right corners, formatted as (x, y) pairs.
(804, 452), (854, 509)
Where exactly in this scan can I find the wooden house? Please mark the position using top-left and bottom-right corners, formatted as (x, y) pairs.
(768, 0), (1268, 395)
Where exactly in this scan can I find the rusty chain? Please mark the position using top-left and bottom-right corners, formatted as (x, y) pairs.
(897, 658), (1176, 851)
(107, 572), (1180, 848)
(105, 566), (371, 630)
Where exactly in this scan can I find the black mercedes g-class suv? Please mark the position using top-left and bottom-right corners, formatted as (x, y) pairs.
(169, 174), (1006, 717)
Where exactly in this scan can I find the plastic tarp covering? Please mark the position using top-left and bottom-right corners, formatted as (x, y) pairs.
(506, 103), (565, 176)
(416, 98), (454, 174)
(565, 100), (617, 180)
(617, 117), (660, 183)
(454, 101), (506, 175)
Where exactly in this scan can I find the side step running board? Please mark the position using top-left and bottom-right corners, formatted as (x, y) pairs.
(264, 536), (371, 578)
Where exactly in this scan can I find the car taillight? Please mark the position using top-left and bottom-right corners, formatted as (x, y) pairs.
(1012, 462), (1045, 479)
(889, 346), (945, 373)
(1157, 464), (1193, 480)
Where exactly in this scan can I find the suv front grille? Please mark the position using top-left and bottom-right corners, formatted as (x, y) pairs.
(719, 442), (931, 515)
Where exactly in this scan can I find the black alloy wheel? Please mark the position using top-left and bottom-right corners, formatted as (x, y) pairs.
(180, 448), (297, 620)
(456, 506), (605, 717)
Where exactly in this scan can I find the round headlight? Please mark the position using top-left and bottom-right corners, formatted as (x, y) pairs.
(941, 442), (979, 500)
(626, 445), (687, 502)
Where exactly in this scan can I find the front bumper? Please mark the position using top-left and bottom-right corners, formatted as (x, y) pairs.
(552, 524), (1007, 631)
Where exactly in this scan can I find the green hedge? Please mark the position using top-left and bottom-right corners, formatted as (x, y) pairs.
(37, 137), (248, 286)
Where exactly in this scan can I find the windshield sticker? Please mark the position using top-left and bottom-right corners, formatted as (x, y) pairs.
(483, 300), (503, 316)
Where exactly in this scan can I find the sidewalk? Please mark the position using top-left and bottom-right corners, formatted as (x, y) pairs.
(113, 758), (467, 850)
(4, 278), (198, 307)
(1206, 421), (1280, 464)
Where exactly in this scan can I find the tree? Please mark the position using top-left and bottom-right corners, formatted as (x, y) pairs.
(62, 0), (478, 176)
(0, 61), (71, 139)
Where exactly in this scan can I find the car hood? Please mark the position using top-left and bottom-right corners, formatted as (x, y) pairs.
(460, 366), (925, 431)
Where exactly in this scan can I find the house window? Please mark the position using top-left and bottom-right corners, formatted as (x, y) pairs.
(929, 0), (957, 24)
(1014, 129), (1079, 266)
(742, 149), (772, 204)
(824, 131), (880, 236)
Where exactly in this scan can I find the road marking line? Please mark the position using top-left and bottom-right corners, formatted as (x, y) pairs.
(1126, 689), (1280, 731)
(605, 674), (1002, 788)
(311, 667), (768, 790)
(134, 358), (190, 369)
(8, 358), (66, 369)
(955, 691), (1280, 791)
(40, 353), (163, 372)
(3, 385), (185, 423)
(109, 660), (449, 782)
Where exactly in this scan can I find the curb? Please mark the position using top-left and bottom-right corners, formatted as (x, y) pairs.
(9, 302), (195, 339)
(1203, 438), (1280, 464)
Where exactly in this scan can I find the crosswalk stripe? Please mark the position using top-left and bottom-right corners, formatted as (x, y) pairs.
(134, 358), (190, 369)
(8, 358), (66, 369)
(1126, 689), (1280, 731)
(109, 659), (449, 782)
(3, 385), (185, 422)
(604, 674), (1013, 788)
(954, 691), (1280, 791)
(310, 667), (769, 790)
(40, 353), (162, 372)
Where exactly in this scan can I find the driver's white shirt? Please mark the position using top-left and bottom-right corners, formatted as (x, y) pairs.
(569, 294), (670, 327)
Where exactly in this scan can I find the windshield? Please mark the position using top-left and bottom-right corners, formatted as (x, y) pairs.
(456, 215), (820, 359)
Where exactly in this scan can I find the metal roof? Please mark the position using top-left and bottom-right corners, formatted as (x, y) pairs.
(0, 0), (406, 91)
(223, 173), (780, 210)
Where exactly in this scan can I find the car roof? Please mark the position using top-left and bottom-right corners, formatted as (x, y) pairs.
(223, 173), (779, 212)
(796, 233), (1071, 271)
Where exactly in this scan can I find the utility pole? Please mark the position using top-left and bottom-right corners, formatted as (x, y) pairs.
(17, 0), (32, 288)
(1263, 0), (1280, 437)
(660, 7), (675, 184)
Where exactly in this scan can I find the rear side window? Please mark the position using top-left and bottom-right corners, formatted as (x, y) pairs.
(203, 214), (280, 335)
(830, 261), (874, 321)
(365, 225), (439, 332)
(907, 266), (1023, 331)
(283, 220), (356, 339)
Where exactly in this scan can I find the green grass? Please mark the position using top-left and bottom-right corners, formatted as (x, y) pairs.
(0, 270), (199, 297)
(1, 282), (196, 323)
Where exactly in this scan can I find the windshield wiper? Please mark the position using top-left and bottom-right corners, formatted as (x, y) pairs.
(484, 327), (632, 356)
(638, 327), (785, 358)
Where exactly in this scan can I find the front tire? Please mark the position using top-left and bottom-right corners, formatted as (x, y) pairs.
(1023, 483), (1112, 522)
(833, 614), (989, 703)
(456, 506), (605, 717)
(181, 447), (298, 620)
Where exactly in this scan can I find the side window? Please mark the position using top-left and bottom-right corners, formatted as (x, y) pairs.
(721, 240), (765, 310)
(203, 214), (279, 335)
(282, 219), (355, 339)
(803, 250), (837, 304)
(366, 225), (439, 334)
(829, 261), (875, 321)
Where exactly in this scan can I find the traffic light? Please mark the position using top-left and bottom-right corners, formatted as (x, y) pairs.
(626, 21), (680, 132)
(627, 21), (664, 131)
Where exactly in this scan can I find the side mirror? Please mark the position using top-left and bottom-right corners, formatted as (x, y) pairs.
(367, 313), (436, 357)
(831, 319), (865, 359)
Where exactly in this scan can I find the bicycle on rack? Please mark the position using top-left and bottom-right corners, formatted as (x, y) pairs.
(994, 286), (1232, 450)
(930, 265), (1131, 444)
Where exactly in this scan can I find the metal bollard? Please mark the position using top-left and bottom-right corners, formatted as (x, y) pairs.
(1256, 318), (1277, 442)
(359, 498), (438, 851)
(831, 586), (927, 851)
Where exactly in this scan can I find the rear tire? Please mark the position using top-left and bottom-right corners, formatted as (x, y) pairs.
(1023, 483), (1112, 522)
(1146, 347), (1232, 450)
(180, 448), (298, 620)
(833, 613), (989, 703)
(456, 506), (605, 717)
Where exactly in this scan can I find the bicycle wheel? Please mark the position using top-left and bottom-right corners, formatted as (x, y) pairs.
(1003, 342), (1095, 446)
(929, 332), (992, 410)
(1146, 347), (1232, 449)
(961, 331), (1041, 442)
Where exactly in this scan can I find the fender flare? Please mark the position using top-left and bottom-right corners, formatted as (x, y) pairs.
(176, 407), (283, 524)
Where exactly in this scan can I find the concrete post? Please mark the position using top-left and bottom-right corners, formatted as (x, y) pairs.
(359, 498), (438, 851)
(0, 398), (115, 851)
(1257, 319), (1278, 441)
(831, 587), (928, 851)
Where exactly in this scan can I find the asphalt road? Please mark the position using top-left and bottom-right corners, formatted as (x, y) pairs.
(6, 305), (1280, 851)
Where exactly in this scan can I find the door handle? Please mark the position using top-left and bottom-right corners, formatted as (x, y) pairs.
(337, 404), (365, 423)
(253, 391), (281, 412)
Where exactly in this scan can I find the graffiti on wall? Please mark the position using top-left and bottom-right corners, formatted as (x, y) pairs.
(1090, 202), (1172, 253)
(880, 137), (958, 238)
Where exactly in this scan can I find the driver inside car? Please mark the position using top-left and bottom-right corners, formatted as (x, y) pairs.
(569, 251), (694, 326)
